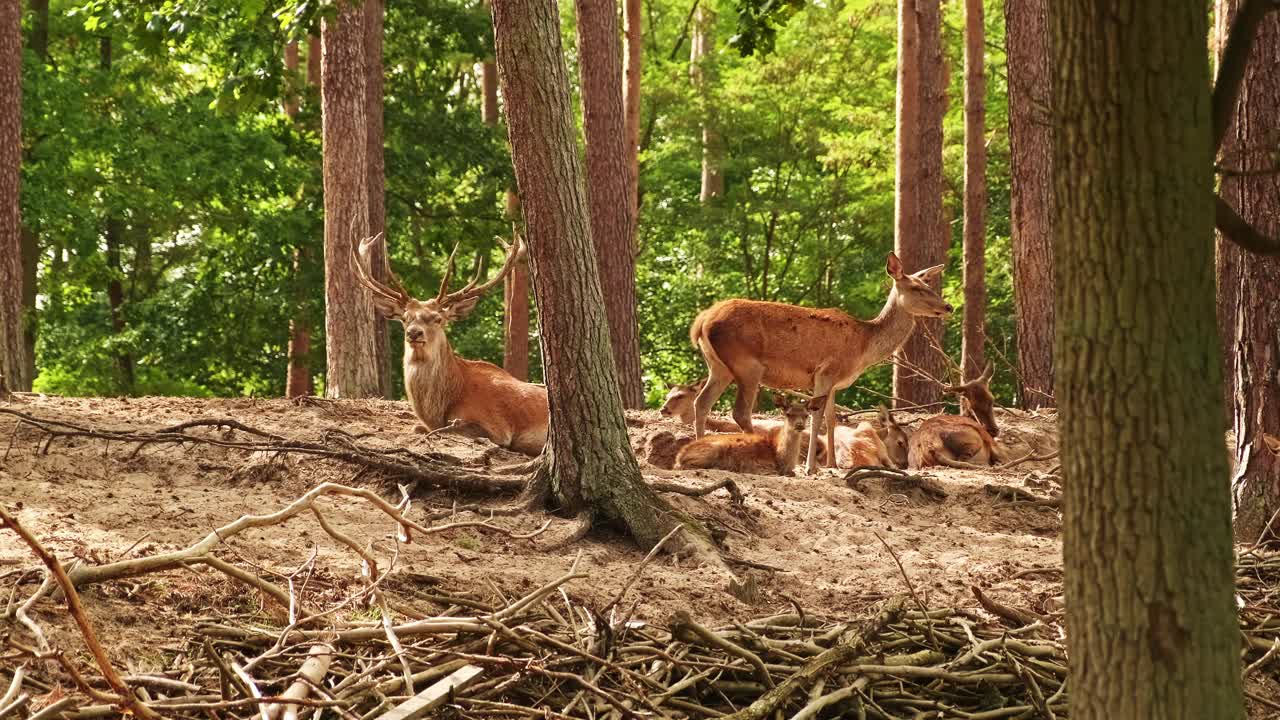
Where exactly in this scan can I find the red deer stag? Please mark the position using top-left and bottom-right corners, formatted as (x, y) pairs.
(886, 366), (1002, 469)
(689, 253), (951, 474)
(351, 235), (549, 455)
(675, 393), (815, 476)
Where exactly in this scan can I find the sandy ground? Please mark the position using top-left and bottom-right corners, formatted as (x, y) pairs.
(4, 394), (1277, 714)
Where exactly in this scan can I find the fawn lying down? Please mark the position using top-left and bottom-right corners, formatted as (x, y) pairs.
(675, 394), (816, 476)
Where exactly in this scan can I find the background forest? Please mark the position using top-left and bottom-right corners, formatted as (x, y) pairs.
(17, 0), (1012, 406)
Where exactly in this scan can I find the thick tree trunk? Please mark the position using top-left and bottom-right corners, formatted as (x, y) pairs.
(1053, 2), (1243, 717)
(321, 1), (380, 398)
(893, 0), (948, 405)
(490, 0), (697, 548)
(1216, 0), (1280, 544)
(960, 0), (985, 382)
(690, 5), (723, 203)
(482, 34), (532, 382)
(0, 0), (26, 392)
(365, 0), (390, 397)
(575, 0), (645, 409)
(622, 0), (642, 226)
(1005, 0), (1054, 409)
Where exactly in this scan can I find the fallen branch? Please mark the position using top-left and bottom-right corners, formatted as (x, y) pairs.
(984, 483), (1062, 508)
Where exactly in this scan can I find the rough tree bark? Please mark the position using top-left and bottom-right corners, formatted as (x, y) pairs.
(283, 39), (314, 398)
(1053, 1), (1244, 717)
(1005, 0), (1054, 409)
(690, 4), (723, 203)
(893, 0), (948, 405)
(20, 0), (47, 387)
(482, 32), (531, 382)
(490, 0), (707, 549)
(575, 0), (645, 408)
(1216, 0), (1280, 543)
(0, 0), (25, 392)
(365, 0), (390, 397)
(960, 0), (985, 382)
(321, 1), (380, 398)
(622, 0), (642, 225)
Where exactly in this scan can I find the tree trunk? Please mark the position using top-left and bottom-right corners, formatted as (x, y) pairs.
(893, 0), (948, 405)
(365, 0), (390, 397)
(1005, 0), (1054, 409)
(490, 0), (702, 549)
(622, 0), (642, 226)
(690, 4), (723, 203)
(19, 0), (47, 387)
(482, 32), (532, 382)
(1216, 0), (1280, 544)
(321, 1), (380, 399)
(960, 0), (985, 382)
(100, 37), (133, 394)
(0, 0), (26, 392)
(575, 0), (645, 409)
(282, 40), (314, 398)
(1053, 2), (1243, 717)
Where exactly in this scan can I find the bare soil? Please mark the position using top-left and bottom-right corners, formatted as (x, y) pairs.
(0, 394), (1067, 653)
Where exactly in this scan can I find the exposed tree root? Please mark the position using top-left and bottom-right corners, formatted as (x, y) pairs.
(984, 483), (1062, 508)
(845, 467), (948, 501)
(999, 448), (1061, 471)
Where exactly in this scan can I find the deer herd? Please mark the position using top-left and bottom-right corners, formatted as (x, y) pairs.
(353, 236), (1016, 479)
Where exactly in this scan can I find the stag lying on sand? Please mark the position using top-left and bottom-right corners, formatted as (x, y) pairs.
(883, 364), (1002, 470)
(352, 234), (548, 455)
(689, 253), (951, 474)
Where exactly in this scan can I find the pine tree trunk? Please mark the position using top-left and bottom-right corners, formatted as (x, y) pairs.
(1053, 2), (1243, 716)
(0, 0), (26, 392)
(1216, 0), (1280, 544)
(622, 0), (642, 226)
(576, 0), (645, 409)
(1005, 0), (1054, 409)
(893, 0), (948, 405)
(960, 0), (985, 382)
(490, 0), (698, 548)
(365, 0), (390, 397)
(482, 33), (532, 382)
(282, 40), (314, 398)
(321, 1), (380, 399)
(100, 37), (133, 394)
(19, 0), (46, 388)
(690, 5), (723, 203)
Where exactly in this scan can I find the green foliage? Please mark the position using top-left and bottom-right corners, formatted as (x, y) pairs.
(22, 0), (1018, 409)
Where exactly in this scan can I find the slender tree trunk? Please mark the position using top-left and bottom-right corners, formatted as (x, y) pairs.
(1005, 0), (1054, 409)
(308, 34), (321, 88)
(365, 0), (390, 397)
(1053, 1), (1243, 717)
(99, 37), (133, 394)
(483, 32), (532, 382)
(576, 0), (645, 408)
(19, 0), (47, 387)
(321, 1), (380, 398)
(490, 0), (705, 549)
(690, 5), (723, 203)
(893, 0), (948, 405)
(960, 0), (985, 381)
(1216, 0), (1280, 543)
(282, 40), (314, 398)
(0, 0), (26, 392)
(622, 0), (642, 226)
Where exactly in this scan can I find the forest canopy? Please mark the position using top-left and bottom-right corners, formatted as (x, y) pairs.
(18, 0), (1011, 407)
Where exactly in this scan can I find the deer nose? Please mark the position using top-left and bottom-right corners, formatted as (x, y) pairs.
(660, 407), (671, 416)
(943, 303), (954, 313)
(407, 328), (424, 341)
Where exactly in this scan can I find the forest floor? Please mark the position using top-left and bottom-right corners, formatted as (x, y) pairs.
(0, 394), (1276, 716)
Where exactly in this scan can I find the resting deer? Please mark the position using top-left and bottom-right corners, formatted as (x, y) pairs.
(660, 380), (831, 464)
(834, 407), (908, 470)
(689, 253), (951, 474)
(351, 234), (549, 455)
(884, 366), (1002, 469)
(675, 393), (815, 476)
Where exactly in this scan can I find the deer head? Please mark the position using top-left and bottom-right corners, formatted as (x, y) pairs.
(351, 233), (525, 361)
(877, 405), (910, 469)
(660, 379), (706, 421)
(944, 361), (998, 438)
(886, 253), (952, 318)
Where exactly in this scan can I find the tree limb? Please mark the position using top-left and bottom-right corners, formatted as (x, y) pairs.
(1212, 0), (1278, 152)
(1216, 195), (1280, 256)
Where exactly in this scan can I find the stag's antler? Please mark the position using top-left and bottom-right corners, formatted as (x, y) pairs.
(351, 233), (412, 314)
(436, 234), (526, 309)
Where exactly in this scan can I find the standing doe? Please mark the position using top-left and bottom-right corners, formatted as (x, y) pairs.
(688, 253), (951, 474)
(352, 234), (549, 454)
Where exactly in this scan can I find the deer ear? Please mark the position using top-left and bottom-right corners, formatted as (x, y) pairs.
(886, 252), (904, 279)
(442, 296), (481, 321)
(806, 395), (827, 413)
(913, 264), (945, 283)
(371, 295), (403, 320)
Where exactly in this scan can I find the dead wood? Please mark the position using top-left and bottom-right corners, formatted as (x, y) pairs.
(845, 466), (948, 501)
(971, 585), (1050, 628)
(983, 482), (1062, 508)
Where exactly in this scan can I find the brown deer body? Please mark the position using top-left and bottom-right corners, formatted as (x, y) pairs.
(661, 380), (831, 464)
(675, 394), (813, 476)
(883, 364), (1002, 470)
(353, 235), (549, 455)
(833, 422), (898, 469)
(689, 254), (951, 474)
